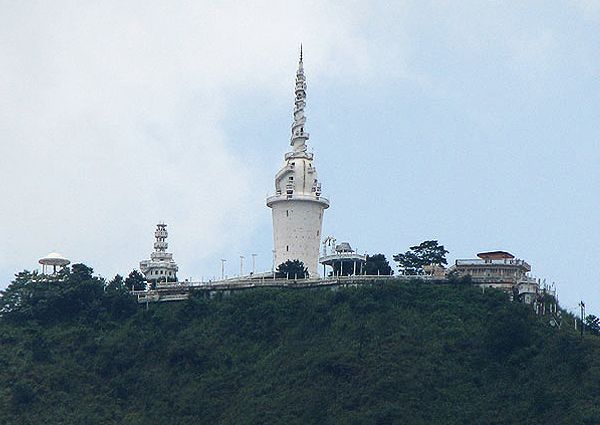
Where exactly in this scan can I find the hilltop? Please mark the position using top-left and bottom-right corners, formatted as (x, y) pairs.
(1, 267), (599, 424)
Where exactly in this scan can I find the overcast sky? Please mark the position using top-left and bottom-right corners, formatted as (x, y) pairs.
(1, 1), (599, 313)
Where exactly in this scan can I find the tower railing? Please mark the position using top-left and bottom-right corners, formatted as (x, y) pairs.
(266, 193), (329, 206)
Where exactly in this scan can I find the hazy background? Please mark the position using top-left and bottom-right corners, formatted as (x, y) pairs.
(1, 1), (598, 313)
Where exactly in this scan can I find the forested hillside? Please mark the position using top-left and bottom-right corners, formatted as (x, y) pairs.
(1, 266), (600, 424)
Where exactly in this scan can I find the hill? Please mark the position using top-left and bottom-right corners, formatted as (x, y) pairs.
(1, 266), (600, 424)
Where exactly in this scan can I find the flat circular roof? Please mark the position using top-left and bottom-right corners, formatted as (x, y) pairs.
(39, 252), (70, 266)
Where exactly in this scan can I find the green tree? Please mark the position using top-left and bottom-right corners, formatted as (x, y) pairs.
(125, 270), (146, 291)
(393, 240), (449, 275)
(105, 274), (137, 320)
(70, 263), (94, 283)
(586, 315), (600, 335)
(107, 274), (125, 292)
(447, 269), (472, 285)
(0, 264), (137, 324)
(0, 270), (39, 318)
(276, 260), (308, 279)
(363, 254), (393, 276)
(484, 306), (534, 355)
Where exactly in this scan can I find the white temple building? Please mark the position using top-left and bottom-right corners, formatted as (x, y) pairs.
(266, 48), (329, 278)
(140, 223), (178, 283)
(449, 251), (548, 304)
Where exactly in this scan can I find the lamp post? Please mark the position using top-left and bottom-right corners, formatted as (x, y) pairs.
(240, 256), (245, 277)
(251, 254), (257, 275)
(220, 259), (226, 280)
(580, 301), (586, 337)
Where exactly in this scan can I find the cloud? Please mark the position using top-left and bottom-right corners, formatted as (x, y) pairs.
(0, 0), (378, 282)
(2, 0), (592, 291)
(572, 0), (600, 19)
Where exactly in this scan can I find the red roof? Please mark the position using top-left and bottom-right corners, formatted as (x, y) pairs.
(477, 251), (515, 260)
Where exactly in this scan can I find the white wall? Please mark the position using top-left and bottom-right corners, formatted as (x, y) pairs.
(271, 199), (325, 277)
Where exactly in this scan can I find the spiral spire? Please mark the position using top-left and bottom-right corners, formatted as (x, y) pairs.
(290, 45), (309, 153)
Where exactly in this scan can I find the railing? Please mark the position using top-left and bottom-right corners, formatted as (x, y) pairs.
(455, 259), (531, 270)
(319, 253), (367, 263)
(456, 259), (528, 266)
(266, 193), (330, 206)
(132, 274), (550, 304)
(132, 275), (419, 303)
(517, 283), (538, 295)
(141, 258), (175, 266)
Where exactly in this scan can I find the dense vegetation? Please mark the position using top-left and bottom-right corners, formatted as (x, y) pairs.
(1, 266), (600, 424)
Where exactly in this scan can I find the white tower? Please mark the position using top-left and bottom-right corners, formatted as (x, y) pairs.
(266, 47), (329, 277)
(139, 223), (179, 283)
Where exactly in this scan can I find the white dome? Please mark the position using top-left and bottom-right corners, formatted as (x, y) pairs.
(39, 252), (70, 266)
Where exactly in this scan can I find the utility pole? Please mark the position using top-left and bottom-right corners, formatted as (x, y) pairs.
(251, 253), (257, 275)
(580, 301), (586, 337)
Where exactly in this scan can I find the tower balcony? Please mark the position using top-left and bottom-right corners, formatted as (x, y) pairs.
(266, 193), (330, 208)
(285, 151), (313, 161)
(155, 230), (168, 238)
(154, 241), (168, 251)
(150, 252), (174, 261)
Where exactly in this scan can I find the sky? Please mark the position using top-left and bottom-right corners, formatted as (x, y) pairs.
(1, 1), (599, 313)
